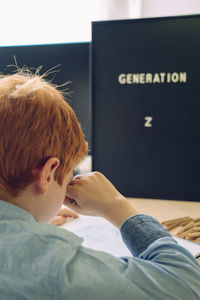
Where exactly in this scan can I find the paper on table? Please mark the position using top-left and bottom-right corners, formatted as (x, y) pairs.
(60, 215), (131, 257)
(60, 215), (200, 259)
(173, 236), (200, 258)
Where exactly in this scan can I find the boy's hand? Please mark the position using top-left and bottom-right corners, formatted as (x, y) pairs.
(64, 172), (138, 228)
(50, 207), (78, 226)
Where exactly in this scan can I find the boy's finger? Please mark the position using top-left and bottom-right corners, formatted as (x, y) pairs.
(57, 207), (78, 218)
(66, 184), (77, 199)
(50, 216), (68, 226)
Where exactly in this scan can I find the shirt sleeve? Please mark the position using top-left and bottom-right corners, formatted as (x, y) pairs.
(120, 214), (172, 256)
(58, 214), (200, 300)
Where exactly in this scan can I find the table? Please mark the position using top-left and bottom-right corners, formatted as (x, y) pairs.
(129, 198), (200, 223)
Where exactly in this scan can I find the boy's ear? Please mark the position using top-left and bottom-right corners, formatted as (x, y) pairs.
(35, 157), (60, 195)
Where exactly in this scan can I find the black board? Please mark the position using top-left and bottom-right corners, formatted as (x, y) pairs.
(92, 15), (200, 201)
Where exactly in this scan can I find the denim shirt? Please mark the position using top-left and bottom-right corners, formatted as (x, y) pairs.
(0, 200), (200, 300)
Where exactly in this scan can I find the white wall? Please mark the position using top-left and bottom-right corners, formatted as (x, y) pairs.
(0, 0), (142, 46)
(0, 0), (101, 46)
(140, 0), (200, 18)
(99, 0), (142, 19)
(1, 0), (200, 46)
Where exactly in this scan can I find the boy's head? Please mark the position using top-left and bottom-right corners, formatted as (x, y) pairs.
(0, 70), (88, 199)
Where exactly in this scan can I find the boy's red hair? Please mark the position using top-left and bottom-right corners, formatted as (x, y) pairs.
(0, 72), (88, 197)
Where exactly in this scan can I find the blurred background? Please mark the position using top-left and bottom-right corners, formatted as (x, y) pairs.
(0, 0), (200, 46)
(0, 0), (200, 175)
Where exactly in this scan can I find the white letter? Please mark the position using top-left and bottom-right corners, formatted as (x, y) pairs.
(180, 72), (187, 83)
(118, 74), (126, 84)
(171, 72), (179, 83)
(153, 73), (160, 83)
(144, 116), (153, 127)
(140, 73), (145, 84)
(133, 74), (139, 84)
(160, 73), (166, 83)
(167, 73), (171, 83)
(127, 73), (132, 84)
(146, 73), (152, 83)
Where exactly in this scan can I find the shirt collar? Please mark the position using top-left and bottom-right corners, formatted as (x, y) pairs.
(0, 200), (35, 223)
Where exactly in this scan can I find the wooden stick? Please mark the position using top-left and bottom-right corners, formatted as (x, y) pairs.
(162, 216), (190, 226)
(165, 221), (181, 231)
(192, 227), (200, 232)
(177, 227), (198, 238)
(187, 232), (200, 238)
(194, 222), (200, 227)
(186, 236), (196, 241)
(194, 218), (200, 223)
(176, 221), (194, 235)
(179, 218), (193, 226)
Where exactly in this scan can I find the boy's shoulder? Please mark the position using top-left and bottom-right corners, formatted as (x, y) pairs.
(0, 215), (83, 278)
(30, 221), (83, 246)
(24, 221), (83, 260)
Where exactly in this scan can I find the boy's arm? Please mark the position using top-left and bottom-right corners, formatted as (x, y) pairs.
(62, 172), (200, 299)
(58, 213), (200, 300)
(65, 171), (138, 228)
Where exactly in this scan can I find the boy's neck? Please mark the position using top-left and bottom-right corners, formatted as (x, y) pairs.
(1, 185), (43, 222)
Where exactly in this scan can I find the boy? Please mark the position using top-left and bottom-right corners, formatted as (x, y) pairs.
(0, 71), (199, 300)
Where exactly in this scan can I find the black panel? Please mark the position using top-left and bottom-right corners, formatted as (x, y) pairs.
(0, 43), (91, 148)
(92, 15), (200, 201)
